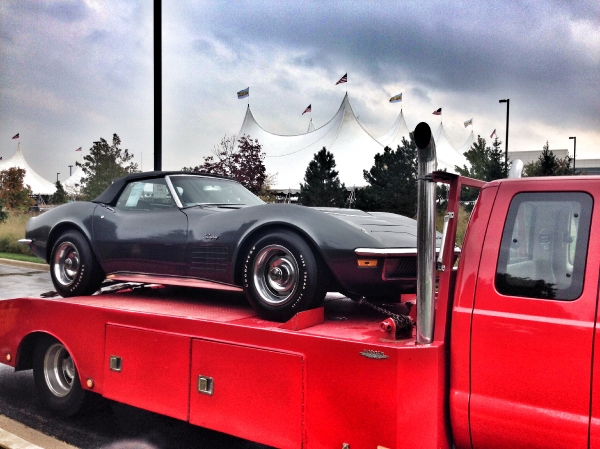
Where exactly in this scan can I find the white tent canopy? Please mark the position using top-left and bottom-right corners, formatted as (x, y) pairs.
(433, 123), (470, 172)
(377, 109), (411, 149)
(0, 143), (56, 195)
(236, 94), (472, 189)
(63, 165), (85, 196)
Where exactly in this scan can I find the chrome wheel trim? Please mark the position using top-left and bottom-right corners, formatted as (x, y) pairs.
(53, 241), (80, 287)
(43, 343), (75, 398)
(252, 244), (299, 306)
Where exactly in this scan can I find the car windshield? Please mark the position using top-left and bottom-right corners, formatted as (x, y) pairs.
(168, 175), (264, 207)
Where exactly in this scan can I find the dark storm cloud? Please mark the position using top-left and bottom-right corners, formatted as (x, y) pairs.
(185, 1), (600, 128)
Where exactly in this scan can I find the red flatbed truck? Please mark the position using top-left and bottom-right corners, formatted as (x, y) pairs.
(1, 122), (600, 448)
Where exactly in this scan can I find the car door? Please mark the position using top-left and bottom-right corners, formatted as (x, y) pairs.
(93, 177), (188, 276)
(468, 180), (598, 449)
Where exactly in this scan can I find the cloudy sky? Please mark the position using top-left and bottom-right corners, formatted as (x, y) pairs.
(1, 0), (599, 185)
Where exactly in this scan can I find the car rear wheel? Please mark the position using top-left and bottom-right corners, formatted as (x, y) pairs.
(243, 230), (327, 322)
(50, 230), (104, 297)
(33, 335), (87, 417)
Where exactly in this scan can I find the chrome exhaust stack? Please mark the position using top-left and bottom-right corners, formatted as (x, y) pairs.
(412, 122), (437, 345)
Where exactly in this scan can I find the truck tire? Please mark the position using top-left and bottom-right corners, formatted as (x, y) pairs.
(50, 230), (104, 297)
(33, 335), (87, 417)
(243, 230), (327, 322)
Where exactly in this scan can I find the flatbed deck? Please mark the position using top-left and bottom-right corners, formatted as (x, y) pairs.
(0, 287), (446, 449)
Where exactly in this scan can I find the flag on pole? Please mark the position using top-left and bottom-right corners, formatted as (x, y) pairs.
(335, 73), (347, 85)
(12, 133), (19, 139)
(237, 87), (249, 99)
(432, 108), (442, 115)
(490, 129), (497, 139)
(389, 93), (402, 103)
(76, 147), (82, 152)
(464, 118), (473, 127)
(302, 104), (312, 115)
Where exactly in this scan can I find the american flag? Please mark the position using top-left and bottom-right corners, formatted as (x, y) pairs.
(302, 104), (312, 115)
(237, 87), (249, 99)
(76, 147), (82, 152)
(335, 73), (347, 85)
(432, 108), (442, 116)
(12, 133), (19, 139)
(490, 129), (497, 139)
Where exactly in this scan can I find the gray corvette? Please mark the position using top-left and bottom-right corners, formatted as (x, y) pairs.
(21, 172), (434, 322)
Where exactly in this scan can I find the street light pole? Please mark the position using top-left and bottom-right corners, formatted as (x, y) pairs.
(68, 165), (73, 176)
(499, 99), (510, 166)
(154, 0), (162, 171)
(569, 136), (576, 174)
(56, 173), (60, 183)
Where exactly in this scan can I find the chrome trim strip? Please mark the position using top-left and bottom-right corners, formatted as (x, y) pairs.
(18, 239), (33, 245)
(354, 247), (450, 257)
(165, 176), (184, 208)
(106, 272), (244, 292)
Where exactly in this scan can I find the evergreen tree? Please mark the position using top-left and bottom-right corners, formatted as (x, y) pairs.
(523, 141), (573, 177)
(50, 180), (68, 205)
(456, 135), (508, 207)
(355, 138), (418, 217)
(456, 135), (508, 181)
(78, 134), (138, 201)
(299, 147), (346, 207)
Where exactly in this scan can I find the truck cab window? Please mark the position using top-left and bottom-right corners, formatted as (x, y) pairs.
(495, 192), (592, 300)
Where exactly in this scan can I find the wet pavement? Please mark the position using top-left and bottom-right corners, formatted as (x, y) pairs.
(0, 260), (53, 300)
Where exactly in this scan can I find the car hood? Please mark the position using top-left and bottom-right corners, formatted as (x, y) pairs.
(313, 207), (442, 248)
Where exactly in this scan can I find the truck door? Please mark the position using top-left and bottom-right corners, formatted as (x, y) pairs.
(469, 182), (597, 449)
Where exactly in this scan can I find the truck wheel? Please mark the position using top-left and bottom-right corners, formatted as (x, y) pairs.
(50, 230), (104, 297)
(243, 230), (327, 322)
(33, 335), (87, 417)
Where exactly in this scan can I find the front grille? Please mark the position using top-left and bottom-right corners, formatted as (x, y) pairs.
(190, 246), (228, 271)
(383, 257), (417, 280)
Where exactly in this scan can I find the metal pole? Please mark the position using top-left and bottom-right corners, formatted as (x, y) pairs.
(68, 165), (73, 176)
(56, 173), (60, 182)
(154, 0), (162, 171)
(499, 99), (510, 166)
(569, 136), (576, 174)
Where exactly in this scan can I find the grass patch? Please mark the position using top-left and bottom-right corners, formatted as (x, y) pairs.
(0, 212), (38, 256)
(0, 252), (46, 264)
(437, 205), (471, 248)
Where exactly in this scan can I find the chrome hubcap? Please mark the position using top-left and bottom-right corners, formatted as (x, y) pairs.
(53, 242), (80, 287)
(253, 244), (299, 306)
(43, 343), (75, 397)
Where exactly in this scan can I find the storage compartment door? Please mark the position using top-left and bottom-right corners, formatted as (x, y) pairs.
(190, 339), (303, 449)
(104, 325), (191, 421)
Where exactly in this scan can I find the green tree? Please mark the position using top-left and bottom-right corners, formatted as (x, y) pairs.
(50, 180), (68, 205)
(355, 138), (418, 217)
(456, 135), (508, 207)
(183, 135), (268, 194)
(299, 147), (347, 207)
(0, 167), (33, 211)
(78, 134), (138, 200)
(523, 141), (573, 177)
(456, 135), (508, 181)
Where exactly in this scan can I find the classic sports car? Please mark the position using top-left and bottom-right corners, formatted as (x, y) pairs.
(21, 172), (438, 322)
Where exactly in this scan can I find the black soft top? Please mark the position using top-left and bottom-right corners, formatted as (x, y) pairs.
(92, 171), (231, 205)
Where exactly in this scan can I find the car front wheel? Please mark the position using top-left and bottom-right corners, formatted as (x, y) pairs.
(50, 230), (104, 297)
(33, 335), (88, 417)
(243, 230), (327, 322)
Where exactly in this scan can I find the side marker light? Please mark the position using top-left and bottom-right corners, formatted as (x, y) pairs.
(6, 354), (11, 362)
(357, 259), (378, 268)
(86, 378), (94, 389)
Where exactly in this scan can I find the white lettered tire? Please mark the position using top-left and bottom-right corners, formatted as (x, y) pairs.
(243, 230), (326, 322)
